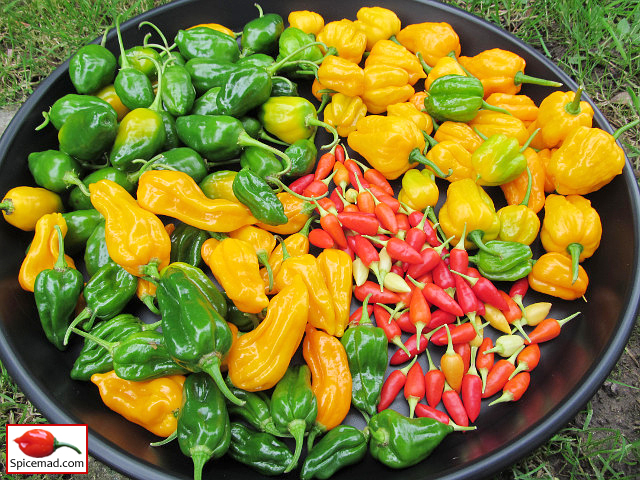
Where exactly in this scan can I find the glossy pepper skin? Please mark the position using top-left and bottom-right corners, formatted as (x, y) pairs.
(399, 168), (439, 211)
(228, 422), (294, 476)
(317, 55), (365, 97)
(323, 93), (367, 138)
(69, 44), (117, 94)
(199, 170), (238, 202)
(94, 83), (129, 121)
(256, 192), (315, 235)
(498, 204), (540, 246)
(137, 170), (257, 232)
(500, 148), (546, 213)
(528, 252), (588, 300)
(362, 64), (415, 114)
(90, 179), (170, 277)
(170, 223), (208, 267)
(438, 179), (501, 250)
(546, 126), (625, 195)
(28, 149), (83, 194)
(355, 7), (401, 49)
(317, 249), (353, 337)
(368, 409), (454, 469)
(424, 55), (467, 90)
(161, 63), (196, 117)
(288, 10), (324, 35)
(285, 139), (317, 179)
(155, 147), (208, 184)
(175, 27), (240, 62)
(364, 39), (425, 86)
(387, 102), (434, 134)
(232, 168), (288, 226)
(177, 373), (231, 480)
(83, 220), (115, 277)
(469, 240), (534, 281)
(34, 226), (83, 350)
(91, 371), (185, 437)
(433, 121), (484, 154)
(486, 93), (539, 126)
(425, 75), (490, 123)
(45, 93), (116, 130)
(1, 186), (63, 231)
(68, 167), (135, 211)
(534, 89), (594, 149)
(469, 111), (529, 145)
(300, 425), (368, 480)
(109, 108), (166, 172)
(317, 19), (367, 64)
(226, 277), (309, 391)
(471, 134), (528, 186)
(58, 107), (118, 162)
(241, 7), (284, 55)
(240, 146), (283, 179)
(396, 22), (461, 67)
(424, 140), (474, 183)
(61, 209), (103, 254)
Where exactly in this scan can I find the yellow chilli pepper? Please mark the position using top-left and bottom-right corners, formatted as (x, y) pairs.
(288, 10), (324, 35)
(187, 23), (235, 37)
(485, 93), (538, 126)
(137, 170), (257, 232)
(260, 221), (311, 292)
(229, 225), (277, 290)
(528, 252), (588, 300)
(387, 102), (434, 134)
(395, 22), (461, 67)
(227, 276), (309, 391)
(424, 55), (467, 91)
(482, 303), (512, 334)
(354, 7), (401, 50)
(424, 140), (474, 183)
(199, 170), (238, 202)
(438, 178), (501, 249)
(535, 88), (594, 149)
(500, 148), (546, 213)
(409, 90), (428, 112)
(90, 179), (170, 277)
(203, 237), (269, 314)
(537, 148), (557, 194)
(433, 121), (483, 154)
(323, 93), (368, 138)
(364, 39), (426, 86)
(317, 19), (367, 64)
(316, 248), (352, 337)
(398, 168), (439, 211)
(256, 192), (315, 235)
(469, 111), (529, 145)
(540, 194), (602, 282)
(95, 84), (130, 121)
(546, 126), (625, 195)
(18, 213), (74, 292)
(317, 55), (365, 97)
(91, 371), (185, 437)
(1, 186), (63, 231)
(497, 176), (541, 245)
(361, 64), (415, 114)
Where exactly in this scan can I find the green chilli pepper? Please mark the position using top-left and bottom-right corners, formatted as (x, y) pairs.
(232, 168), (288, 226)
(270, 364), (318, 473)
(199, 170), (237, 200)
(241, 4), (284, 56)
(83, 220), (115, 277)
(33, 226), (84, 351)
(190, 87), (222, 115)
(61, 209), (102, 254)
(225, 378), (278, 433)
(467, 235), (534, 281)
(162, 63), (196, 116)
(240, 146), (283, 179)
(300, 425), (369, 480)
(68, 167), (136, 211)
(70, 313), (144, 381)
(171, 262), (227, 317)
(118, 45), (161, 78)
(285, 139), (317, 179)
(175, 27), (240, 62)
(69, 41), (117, 94)
(39, 93), (116, 131)
(158, 110), (180, 150)
(177, 373), (231, 480)
(236, 53), (275, 68)
(340, 294), (388, 421)
(154, 147), (208, 183)
(184, 58), (240, 94)
(271, 76), (299, 96)
(276, 27), (326, 78)
(170, 223), (208, 266)
(228, 422), (294, 476)
(369, 409), (472, 469)
(27, 150), (85, 194)
(58, 107), (118, 162)
(156, 262), (241, 405)
(425, 74), (510, 123)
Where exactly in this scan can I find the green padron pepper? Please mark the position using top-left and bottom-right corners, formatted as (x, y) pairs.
(240, 146), (283, 179)
(236, 53), (275, 68)
(232, 168), (288, 226)
(228, 422), (294, 476)
(467, 235), (534, 281)
(156, 262), (241, 405)
(240, 116), (289, 146)
(161, 63), (196, 116)
(28, 150), (85, 194)
(58, 107), (118, 162)
(285, 139), (317, 179)
(300, 425), (369, 480)
(33, 226), (84, 350)
(177, 372), (231, 480)
(190, 87), (222, 116)
(340, 294), (388, 421)
(225, 378), (279, 434)
(271, 76), (299, 96)
(158, 110), (180, 151)
(84, 220), (115, 277)
(119, 45), (161, 78)
(42, 93), (116, 131)
(270, 364), (318, 473)
(170, 223), (209, 267)
(368, 409), (472, 469)
(154, 147), (208, 183)
(69, 43), (117, 94)
(61, 209), (102, 254)
(424, 74), (510, 123)
(470, 132), (538, 186)
(184, 58), (240, 95)
(68, 167), (136, 211)
(223, 294), (261, 332)
(175, 27), (240, 62)
(276, 27), (325, 78)
(241, 5), (284, 56)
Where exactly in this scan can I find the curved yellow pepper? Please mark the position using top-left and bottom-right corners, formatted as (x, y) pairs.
(458, 48), (527, 97)
(228, 225), (276, 258)
(317, 19), (367, 64)
(1, 186), (63, 232)
(424, 55), (467, 90)
(354, 7), (401, 50)
(317, 249), (352, 337)
(364, 39), (426, 85)
(469, 111), (529, 145)
(256, 192), (314, 235)
(528, 252), (588, 300)
(288, 10), (324, 35)
(323, 93), (368, 138)
(439, 178), (501, 250)
(425, 140), (474, 183)
(317, 55), (365, 97)
(535, 89), (594, 149)
(226, 276), (309, 391)
(433, 121), (483, 153)
(387, 102), (433, 134)
(395, 22), (461, 67)
(361, 64), (414, 114)
(398, 168), (439, 211)
(91, 371), (185, 437)
(260, 227), (311, 293)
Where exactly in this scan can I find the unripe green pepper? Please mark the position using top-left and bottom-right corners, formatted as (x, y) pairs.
(61, 209), (103, 254)
(224, 298), (261, 332)
(225, 378), (278, 433)
(270, 364), (318, 473)
(69, 43), (117, 94)
(155, 147), (208, 183)
(68, 167), (136, 211)
(109, 107), (166, 172)
(28, 150), (84, 194)
(215, 65), (273, 118)
(190, 87), (222, 115)
(467, 235), (534, 281)
(276, 27), (325, 78)
(83, 220), (115, 277)
(118, 46), (161, 78)
(58, 108), (117, 162)
(113, 19), (154, 110)
(236, 53), (275, 68)
(240, 116), (289, 146)
(471, 132), (535, 186)
(43, 94), (116, 131)
(300, 425), (369, 480)
(170, 223), (208, 266)
(33, 226), (84, 350)
(285, 139), (317, 179)
(162, 63), (196, 116)
(199, 170), (237, 201)
(240, 146), (283, 179)
(170, 262), (227, 317)
(175, 27), (240, 62)
(271, 76), (299, 96)
(184, 58), (240, 94)
(158, 110), (180, 151)
(228, 422), (294, 476)
(241, 5), (284, 56)
(177, 373), (231, 480)
(232, 168), (288, 226)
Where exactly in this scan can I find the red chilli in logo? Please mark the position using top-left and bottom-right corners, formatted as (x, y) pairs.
(14, 429), (81, 458)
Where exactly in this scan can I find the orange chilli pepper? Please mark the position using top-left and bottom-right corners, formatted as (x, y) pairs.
(440, 325), (465, 393)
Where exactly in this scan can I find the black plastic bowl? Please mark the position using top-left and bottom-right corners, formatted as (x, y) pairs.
(1, 0), (639, 479)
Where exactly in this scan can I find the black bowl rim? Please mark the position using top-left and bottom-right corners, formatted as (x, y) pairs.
(1, 0), (639, 479)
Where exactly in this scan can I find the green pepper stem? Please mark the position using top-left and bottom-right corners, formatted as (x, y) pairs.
(138, 21), (170, 50)
(52, 225), (68, 271)
(150, 430), (176, 447)
(62, 171), (90, 197)
(254, 2), (264, 17)
(513, 71), (563, 88)
(417, 51), (432, 74)
(480, 100), (513, 116)
(426, 206), (448, 242)
(368, 426), (389, 446)
(53, 439), (82, 455)
(256, 250), (274, 291)
(276, 235), (290, 261)
(267, 41), (328, 75)
(258, 129), (290, 146)
(359, 294), (373, 326)
(422, 131), (438, 148)
(190, 448), (211, 480)
(35, 110), (51, 131)
(519, 128), (540, 153)
(0, 200), (12, 214)
(564, 87), (584, 116)
(556, 311), (581, 327)
(100, 26), (110, 48)
(473, 127), (488, 141)
(284, 419), (306, 473)
(237, 131), (292, 177)
(143, 320), (162, 330)
(305, 115), (339, 150)
(316, 92), (331, 115)
(306, 425), (325, 451)
(143, 55), (164, 112)
(567, 242), (584, 285)
(69, 327), (116, 353)
(114, 16), (131, 70)
(63, 308), (93, 346)
(520, 166), (533, 208)
(467, 230), (499, 256)
(140, 295), (161, 315)
(199, 355), (245, 406)
(408, 148), (451, 178)
(388, 35), (402, 46)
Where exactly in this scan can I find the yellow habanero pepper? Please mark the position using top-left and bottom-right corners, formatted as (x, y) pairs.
(90, 179), (170, 277)
(323, 93), (368, 138)
(469, 111), (529, 145)
(1, 186), (63, 231)
(546, 126), (625, 195)
(91, 371), (185, 437)
(424, 140), (474, 183)
(256, 192), (315, 235)
(316, 249), (352, 337)
(227, 277), (309, 391)
(361, 64), (415, 114)
(95, 84), (130, 121)
(260, 219), (311, 293)
(540, 194), (602, 283)
(398, 168), (439, 211)
(203, 237), (269, 314)
(438, 178), (501, 250)
(433, 121), (483, 154)
(395, 22), (461, 68)
(354, 7), (401, 50)
(19, 213), (75, 292)
(387, 102), (434, 135)
(500, 148), (546, 213)
(288, 10), (325, 36)
(137, 170), (256, 232)
(199, 170), (238, 202)
(528, 252), (588, 300)
(409, 90), (428, 112)
(485, 93), (538, 127)
(317, 55), (365, 97)
(364, 40), (426, 86)
(317, 19), (367, 64)
(497, 168), (541, 246)
(535, 88), (594, 149)
(303, 325), (352, 437)
(187, 23), (235, 37)
(229, 224), (277, 290)
(424, 55), (467, 91)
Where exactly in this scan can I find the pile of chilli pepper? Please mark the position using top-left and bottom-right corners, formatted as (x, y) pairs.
(2, 4), (637, 479)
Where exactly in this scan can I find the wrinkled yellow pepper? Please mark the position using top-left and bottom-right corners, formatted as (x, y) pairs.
(528, 252), (588, 300)
(288, 10), (324, 35)
(354, 7), (401, 50)
(361, 64), (415, 114)
(396, 22), (461, 67)
(323, 93), (368, 138)
(317, 19), (367, 64)
(398, 168), (439, 211)
(364, 39), (426, 85)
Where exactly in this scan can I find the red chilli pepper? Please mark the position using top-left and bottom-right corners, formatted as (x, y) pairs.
(373, 304), (410, 354)
(409, 287), (431, 349)
(449, 229), (469, 274)
(329, 189), (345, 213)
(349, 304), (374, 326)
(352, 234), (380, 266)
(374, 201), (399, 234)
(404, 360), (426, 418)
(526, 312), (581, 344)
(499, 290), (522, 324)
(424, 348), (445, 408)
(332, 161), (350, 191)
(315, 200), (347, 249)
(364, 236), (423, 264)
(489, 371), (531, 406)
(14, 429), (81, 458)
(334, 144), (346, 163)
(442, 382), (469, 427)
(476, 337), (494, 393)
(405, 247), (442, 279)
(482, 346), (523, 398)
(430, 323), (477, 347)
(407, 276), (464, 317)
(354, 281), (401, 304)
(509, 343), (541, 379)
(461, 346), (482, 423)
(364, 168), (394, 196)
(432, 259), (456, 292)
(395, 310), (415, 334)
(337, 211), (384, 236)
(454, 342), (471, 373)
(425, 309), (456, 330)
(308, 228), (335, 249)
(415, 403), (452, 425)
(344, 159), (369, 189)
(289, 174), (314, 194)
(378, 357), (417, 412)
(389, 330), (435, 365)
(440, 325), (465, 392)
(451, 268), (509, 311)
(314, 152), (335, 180)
